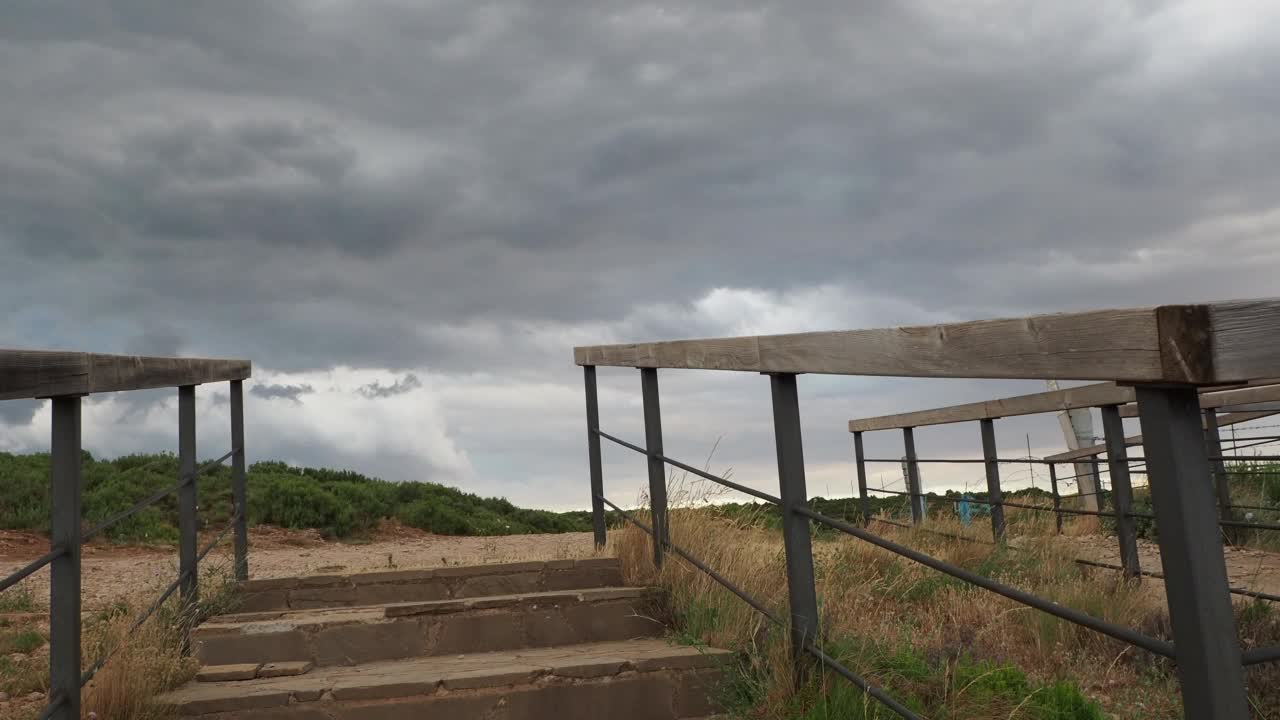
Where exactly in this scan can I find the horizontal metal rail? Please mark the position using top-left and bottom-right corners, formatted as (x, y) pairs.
(1075, 558), (1280, 604)
(195, 448), (237, 477)
(596, 429), (647, 455)
(1223, 503), (1280, 513)
(1242, 645), (1280, 667)
(978, 497), (1155, 520)
(867, 491), (1147, 520)
(872, 517), (997, 547)
(80, 568), (188, 688)
(596, 429), (782, 505)
(0, 546), (65, 593)
(599, 495), (783, 626)
(797, 506), (1176, 658)
(805, 643), (921, 720)
(196, 512), (242, 564)
(80, 448), (236, 541)
(83, 480), (185, 541)
(1219, 518), (1280, 532)
(861, 456), (1055, 465)
(868, 487), (912, 497)
(657, 452), (782, 505)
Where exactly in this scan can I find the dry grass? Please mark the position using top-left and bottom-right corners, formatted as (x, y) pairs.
(612, 474), (1280, 719)
(0, 562), (239, 720)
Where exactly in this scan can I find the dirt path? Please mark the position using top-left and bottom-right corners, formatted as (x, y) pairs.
(0, 526), (602, 611)
(1051, 533), (1280, 599)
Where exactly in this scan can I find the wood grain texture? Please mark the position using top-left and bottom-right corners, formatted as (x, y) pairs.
(1118, 381), (1280, 418)
(578, 307), (1164, 380)
(0, 350), (251, 400)
(1155, 304), (1215, 383)
(1044, 410), (1277, 462)
(1208, 299), (1280, 382)
(575, 300), (1280, 384)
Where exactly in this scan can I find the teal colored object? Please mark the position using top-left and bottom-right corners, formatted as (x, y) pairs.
(957, 494), (973, 525)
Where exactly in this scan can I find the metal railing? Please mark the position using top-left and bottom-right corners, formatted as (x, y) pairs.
(576, 300), (1280, 720)
(0, 350), (251, 720)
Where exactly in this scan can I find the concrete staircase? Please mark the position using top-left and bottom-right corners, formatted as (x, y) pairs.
(159, 558), (731, 719)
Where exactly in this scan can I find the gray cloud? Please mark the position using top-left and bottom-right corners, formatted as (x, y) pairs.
(0, 399), (43, 426)
(1, 1), (1278, 505)
(357, 374), (422, 399)
(250, 383), (315, 404)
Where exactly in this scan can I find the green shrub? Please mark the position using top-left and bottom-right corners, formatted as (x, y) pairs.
(0, 450), (594, 542)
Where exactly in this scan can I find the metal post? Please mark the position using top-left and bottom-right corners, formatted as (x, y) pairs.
(770, 373), (820, 668)
(230, 380), (249, 581)
(1091, 457), (1104, 502)
(640, 368), (668, 568)
(902, 427), (924, 525)
(979, 419), (1006, 542)
(1048, 463), (1063, 534)
(178, 385), (198, 603)
(49, 395), (82, 720)
(853, 431), (870, 526)
(1135, 386), (1248, 719)
(1101, 405), (1140, 579)
(1203, 409), (1236, 545)
(583, 366), (607, 549)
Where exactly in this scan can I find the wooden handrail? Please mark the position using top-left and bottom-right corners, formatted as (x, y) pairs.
(575, 300), (1280, 385)
(845, 378), (1280, 433)
(0, 349), (251, 400)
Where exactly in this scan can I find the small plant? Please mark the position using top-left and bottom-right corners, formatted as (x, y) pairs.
(0, 628), (45, 655)
(0, 583), (38, 613)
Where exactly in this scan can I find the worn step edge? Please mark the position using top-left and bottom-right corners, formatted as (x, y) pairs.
(162, 640), (735, 717)
(197, 587), (657, 640)
(194, 588), (666, 668)
(236, 557), (624, 613)
(198, 661), (315, 683)
(210, 586), (651, 628)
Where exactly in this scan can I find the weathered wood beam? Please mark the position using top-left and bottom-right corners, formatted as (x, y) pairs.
(847, 378), (1280, 433)
(575, 300), (1280, 385)
(0, 350), (252, 401)
(1043, 410), (1278, 463)
(848, 382), (1129, 433)
(1118, 380), (1280, 418)
(1214, 401), (1280, 414)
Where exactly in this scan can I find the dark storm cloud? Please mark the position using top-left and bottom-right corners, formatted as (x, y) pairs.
(125, 326), (185, 357)
(250, 383), (315, 404)
(1, 0), (1278, 377)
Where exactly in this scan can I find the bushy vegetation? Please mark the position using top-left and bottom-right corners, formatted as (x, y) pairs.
(0, 451), (598, 542)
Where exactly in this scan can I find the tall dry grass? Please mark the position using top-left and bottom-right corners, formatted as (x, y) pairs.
(81, 562), (240, 720)
(613, 473), (1280, 718)
(0, 562), (239, 720)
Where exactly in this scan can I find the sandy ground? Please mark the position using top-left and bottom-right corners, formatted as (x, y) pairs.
(0, 524), (601, 612)
(1053, 533), (1280, 599)
(4, 524), (1280, 612)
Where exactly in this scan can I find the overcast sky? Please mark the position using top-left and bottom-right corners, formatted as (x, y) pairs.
(3, 1), (1279, 510)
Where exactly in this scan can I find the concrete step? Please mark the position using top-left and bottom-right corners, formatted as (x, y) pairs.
(161, 638), (735, 719)
(195, 587), (665, 668)
(235, 558), (624, 613)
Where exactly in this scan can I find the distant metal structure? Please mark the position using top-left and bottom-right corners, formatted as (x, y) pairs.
(1047, 379), (1102, 510)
